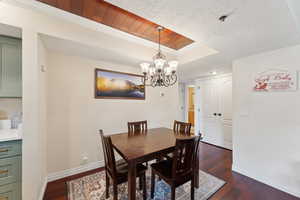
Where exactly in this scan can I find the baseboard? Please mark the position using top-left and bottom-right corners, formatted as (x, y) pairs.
(201, 141), (232, 151)
(47, 160), (105, 182)
(232, 164), (300, 198)
(38, 176), (48, 200)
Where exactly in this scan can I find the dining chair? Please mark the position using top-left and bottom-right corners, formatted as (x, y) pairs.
(150, 136), (201, 200)
(128, 120), (147, 135)
(99, 130), (147, 200)
(163, 120), (192, 161)
(173, 120), (192, 135)
(127, 120), (150, 167)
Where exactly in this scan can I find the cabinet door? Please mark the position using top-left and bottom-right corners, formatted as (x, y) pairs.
(0, 182), (20, 200)
(0, 156), (21, 186)
(0, 36), (22, 98)
(0, 141), (22, 159)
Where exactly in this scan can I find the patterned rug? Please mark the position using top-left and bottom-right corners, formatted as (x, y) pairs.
(68, 169), (225, 200)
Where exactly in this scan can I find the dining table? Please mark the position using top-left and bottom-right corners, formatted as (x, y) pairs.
(110, 127), (200, 200)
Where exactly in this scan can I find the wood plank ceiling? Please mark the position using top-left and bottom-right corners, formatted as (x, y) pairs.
(36, 0), (194, 50)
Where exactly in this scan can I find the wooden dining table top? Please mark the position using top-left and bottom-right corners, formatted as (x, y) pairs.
(110, 127), (195, 161)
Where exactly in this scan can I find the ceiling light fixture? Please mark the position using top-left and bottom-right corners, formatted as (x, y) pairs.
(140, 27), (178, 87)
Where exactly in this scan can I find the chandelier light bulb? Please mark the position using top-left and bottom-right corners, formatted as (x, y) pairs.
(149, 67), (156, 76)
(169, 60), (178, 72)
(164, 67), (172, 76)
(154, 58), (166, 70)
(140, 63), (150, 74)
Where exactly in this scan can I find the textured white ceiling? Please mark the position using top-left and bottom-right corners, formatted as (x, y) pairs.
(107, 0), (300, 79)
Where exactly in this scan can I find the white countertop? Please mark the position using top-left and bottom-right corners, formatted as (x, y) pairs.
(0, 129), (22, 142)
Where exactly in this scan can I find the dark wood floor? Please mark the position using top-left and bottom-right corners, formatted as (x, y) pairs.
(43, 142), (299, 200)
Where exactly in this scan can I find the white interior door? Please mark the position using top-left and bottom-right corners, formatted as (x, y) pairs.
(217, 76), (233, 149)
(197, 79), (219, 144)
(196, 75), (232, 149)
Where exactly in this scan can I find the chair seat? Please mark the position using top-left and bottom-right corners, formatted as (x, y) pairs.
(116, 159), (127, 166)
(164, 153), (173, 160)
(116, 159), (147, 177)
(151, 158), (194, 187)
(151, 160), (173, 179)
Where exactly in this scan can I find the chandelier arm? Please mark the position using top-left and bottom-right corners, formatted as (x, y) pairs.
(161, 73), (167, 87)
(143, 75), (150, 86)
(141, 75), (148, 84)
(144, 75), (155, 87)
(151, 74), (158, 87)
(158, 73), (162, 87)
(169, 74), (178, 86)
(162, 74), (170, 87)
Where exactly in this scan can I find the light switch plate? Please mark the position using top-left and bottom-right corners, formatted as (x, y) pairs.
(41, 65), (46, 72)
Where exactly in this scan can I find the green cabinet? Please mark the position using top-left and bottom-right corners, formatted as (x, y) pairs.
(0, 36), (22, 98)
(0, 140), (21, 200)
(0, 182), (20, 200)
(0, 141), (22, 159)
(0, 156), (21, 186)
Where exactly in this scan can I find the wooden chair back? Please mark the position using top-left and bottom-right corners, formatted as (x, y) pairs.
(128, 120), (147, 135)
(173, 120), (192, 135)
(99, 130), (117, 177)
(171, 136), (201, 178)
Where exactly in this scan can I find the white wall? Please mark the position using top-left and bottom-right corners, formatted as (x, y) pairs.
(178, 83), (186, 121)
(46, 52), (179, 174)
(37, 37), (48, 199)
(232, 44), (300, 197)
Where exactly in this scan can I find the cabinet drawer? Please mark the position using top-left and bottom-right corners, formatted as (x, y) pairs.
(0, 157), (21, 186)
(0, 183), (20, 200)
(0, 141), (21, 159)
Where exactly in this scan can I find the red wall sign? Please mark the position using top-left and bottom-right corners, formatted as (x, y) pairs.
(254, 69), (297, 92)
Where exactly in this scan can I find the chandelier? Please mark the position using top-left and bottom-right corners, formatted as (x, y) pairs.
(140, 27), (178, 87)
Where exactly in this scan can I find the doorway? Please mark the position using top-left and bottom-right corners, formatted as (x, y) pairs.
(187, 86), (195, 133)
(195, 74), (233, 150)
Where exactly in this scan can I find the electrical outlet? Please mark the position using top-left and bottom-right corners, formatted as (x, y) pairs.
(81, 155), (89, 165)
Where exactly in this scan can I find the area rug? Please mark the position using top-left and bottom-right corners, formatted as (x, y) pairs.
(68, 169), (225, 200)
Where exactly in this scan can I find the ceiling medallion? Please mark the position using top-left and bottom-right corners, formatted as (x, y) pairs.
(140, 27), (178, 87)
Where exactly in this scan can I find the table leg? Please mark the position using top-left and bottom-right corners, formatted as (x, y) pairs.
(128, 161), (137, 200)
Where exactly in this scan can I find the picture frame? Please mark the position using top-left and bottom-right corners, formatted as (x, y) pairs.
(95, 68), (146, 100)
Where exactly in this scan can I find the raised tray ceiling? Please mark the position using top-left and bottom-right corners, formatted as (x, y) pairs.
(37, 0), (194, 50)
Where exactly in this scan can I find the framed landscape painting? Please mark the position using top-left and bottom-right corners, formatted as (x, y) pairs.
(95, 68), (145, 100)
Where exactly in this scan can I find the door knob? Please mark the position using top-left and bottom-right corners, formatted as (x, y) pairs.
(218, 113), (222, 116)
(213, 113), (217, 116)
